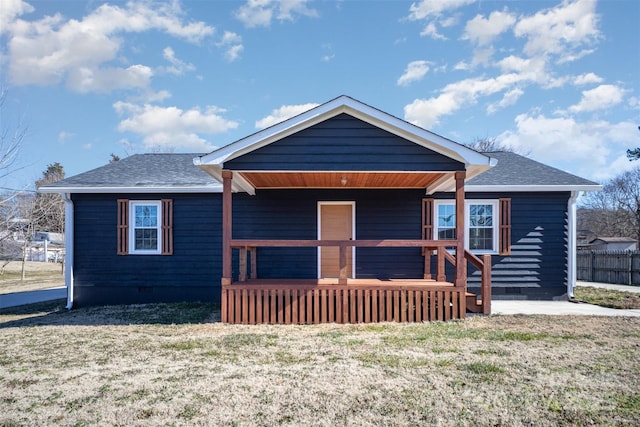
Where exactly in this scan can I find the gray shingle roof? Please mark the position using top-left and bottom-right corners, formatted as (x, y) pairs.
(466, 151), (600, 188)
(39, 153), (221, 193)
(39, 151), (599, 194)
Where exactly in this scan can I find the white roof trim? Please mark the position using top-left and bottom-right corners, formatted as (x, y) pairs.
(38, 185), (223, 194)
(466, 184), (602, 192)
(195, 95), (496, 170)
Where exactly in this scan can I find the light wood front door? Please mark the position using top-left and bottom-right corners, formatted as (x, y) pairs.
(319, 203), (354, 278)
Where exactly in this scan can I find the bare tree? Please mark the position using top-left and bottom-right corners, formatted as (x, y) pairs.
(32, 163), (65, 234)
(0, 87), (29, 271)
(0, 88), (26, 181)
(463, 137), (530, 156)
(580, 166), (640, 241)
(626, 126), (640, 161)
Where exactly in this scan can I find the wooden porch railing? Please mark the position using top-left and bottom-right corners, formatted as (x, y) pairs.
(222, 282), (467, 324)
(222, 239), (491, 324)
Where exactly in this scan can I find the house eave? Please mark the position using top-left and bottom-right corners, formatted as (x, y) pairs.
(38, 185), (223, 194)
(465, 184), (603, 193)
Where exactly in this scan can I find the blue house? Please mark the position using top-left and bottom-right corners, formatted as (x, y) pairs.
(39, 96), (600, 324)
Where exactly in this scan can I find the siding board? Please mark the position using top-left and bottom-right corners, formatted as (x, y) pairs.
(225, 114), (464, 172)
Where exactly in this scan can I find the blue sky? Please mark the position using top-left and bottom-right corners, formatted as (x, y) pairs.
(1, 0), (639, 190)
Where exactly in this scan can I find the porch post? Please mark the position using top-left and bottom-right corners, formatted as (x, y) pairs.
(455, 171), (466, 287)
(222, 170), (233, 286)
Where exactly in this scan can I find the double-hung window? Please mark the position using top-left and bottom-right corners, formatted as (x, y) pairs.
(117, 199), (173, 255)
(433, 200), (500, 254)
(130, 201), (162, 254)
(468, 202), (497, 251)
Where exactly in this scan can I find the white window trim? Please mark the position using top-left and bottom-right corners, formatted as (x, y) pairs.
(129, 200), (162, 255)
(433, 199), (500, 255)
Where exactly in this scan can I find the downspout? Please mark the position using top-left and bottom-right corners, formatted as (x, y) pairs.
(567, 191), (580, 299)
(62, 193), (74, 309)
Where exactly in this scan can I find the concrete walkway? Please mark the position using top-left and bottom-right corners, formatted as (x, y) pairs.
(0, 287), (66, 309)
(492, 280), (640, 317)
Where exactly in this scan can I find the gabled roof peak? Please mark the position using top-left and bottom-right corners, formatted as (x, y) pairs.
(194, 95), (496, 193)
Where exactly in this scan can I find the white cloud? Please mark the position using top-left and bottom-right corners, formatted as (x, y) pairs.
(487, 88), (524, 114)
(5, 1), (214, 92)
(573, 72), (603, 86)
(397, 61), (430, 86)
(0, 0), (33, 34)
(463, 9), (516, 46)
(404, 72), (530, 128)
(514, 0), (600, 58)
(497, 114), (638, 180)
(217, 31), (244, 62)
(408, 0), (476, 20)
(235, 0), (317, 28)
(162, 47), (196, 75)
(255, 103), (319, 129)
(114, 102), (239, 152)
(408, 0), (475, 39)
(57, 131), (75, 143)
(568, 84), (625, 113)
(420, 22), (446, 39)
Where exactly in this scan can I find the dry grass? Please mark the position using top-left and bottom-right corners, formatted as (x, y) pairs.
(0, 261), (64, 294)
(575, 286), (640, 309)
(1, 302), (639, 426)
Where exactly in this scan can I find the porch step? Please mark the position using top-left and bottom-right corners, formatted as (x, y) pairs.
(466, 292), (484, 313)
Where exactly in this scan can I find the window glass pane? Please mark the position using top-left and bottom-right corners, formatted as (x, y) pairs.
(438, 229), (456, 240)
(437, 205), (455, 227)
(135, 205), (158, 228)
(469, 227), (493, 250)
(135, 229), (158, 250)
(469, 204), (493, 227)
(437, 204), (456, 240)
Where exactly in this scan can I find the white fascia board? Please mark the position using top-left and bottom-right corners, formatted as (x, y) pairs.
(194, 163), (256, 195)
(38, 185), (223, 194)
(339, 101), (495, 168)
(465, 184), (603, 193)
(195, 99), (347, 167)
(195, 95), (496, 170)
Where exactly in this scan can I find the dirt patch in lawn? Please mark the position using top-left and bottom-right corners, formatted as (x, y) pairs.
(1, 302), (639, 426)
(0, 261), (64, 294)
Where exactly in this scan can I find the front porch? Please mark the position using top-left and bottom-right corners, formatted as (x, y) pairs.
(193, 98), (498, 324)
(220, 231), (491, 325)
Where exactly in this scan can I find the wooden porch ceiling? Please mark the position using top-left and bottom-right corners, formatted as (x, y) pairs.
(238, 171), (446, 189)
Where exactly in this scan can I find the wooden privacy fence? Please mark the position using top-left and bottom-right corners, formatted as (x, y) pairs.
(577, 250), (640, 286)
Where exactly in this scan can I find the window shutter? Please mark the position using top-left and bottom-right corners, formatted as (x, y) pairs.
(117, 199), (129, 255)
(161, 199), (173, 255)
(422, 198), (434, 240)
(499, 198), (511, 256)
(422, 198), (434, 256)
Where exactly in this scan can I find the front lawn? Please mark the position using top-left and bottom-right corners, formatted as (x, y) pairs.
(1, 302), (639, 426)
(574, 286), (640, 309)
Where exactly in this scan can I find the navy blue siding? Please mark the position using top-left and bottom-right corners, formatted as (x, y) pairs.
(71, 189), (570, 306)
(225, 114), (465, 172)
(453, 192), (569, 300)
(72, 193), (221, 307)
